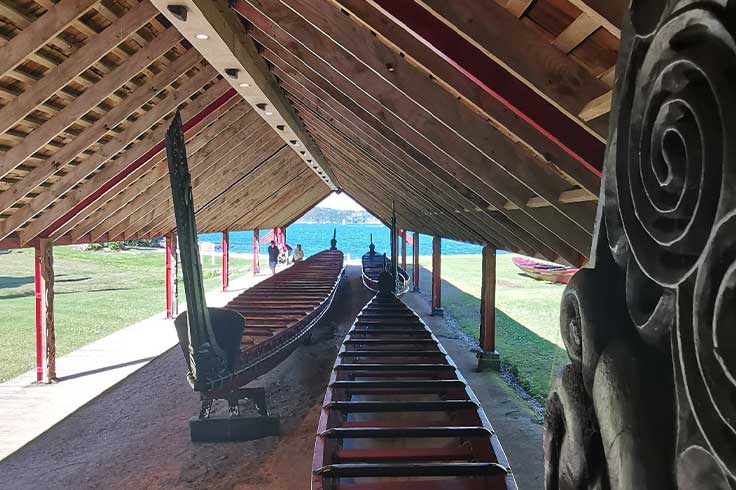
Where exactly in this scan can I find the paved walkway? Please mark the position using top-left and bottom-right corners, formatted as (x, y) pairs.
(0, 270), (275, 462)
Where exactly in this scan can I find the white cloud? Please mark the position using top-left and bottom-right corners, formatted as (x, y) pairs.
(316, 192), (365, 211)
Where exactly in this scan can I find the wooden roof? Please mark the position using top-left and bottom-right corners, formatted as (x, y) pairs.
(0, 0), (622, 264)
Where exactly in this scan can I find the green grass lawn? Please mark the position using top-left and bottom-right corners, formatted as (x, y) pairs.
(414, 254), (569, 403)
(0, 246), (252, 382)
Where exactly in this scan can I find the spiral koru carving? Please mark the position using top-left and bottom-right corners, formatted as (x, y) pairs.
(678, 211), (736, 480)
(615, 3), (736, 288)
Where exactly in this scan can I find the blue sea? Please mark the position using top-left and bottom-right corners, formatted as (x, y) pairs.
(199, 223), (500, 258)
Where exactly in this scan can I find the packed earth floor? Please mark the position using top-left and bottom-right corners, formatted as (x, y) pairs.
(0, 266), (543, 490)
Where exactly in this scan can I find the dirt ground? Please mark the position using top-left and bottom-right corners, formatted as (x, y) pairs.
(0, 266), (543, 490)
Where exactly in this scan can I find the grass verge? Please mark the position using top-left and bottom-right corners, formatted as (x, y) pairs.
(416, 254), (569, 403)
(0, 246), (251, 382)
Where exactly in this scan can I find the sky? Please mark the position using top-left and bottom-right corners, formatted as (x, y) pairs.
(316, 192), (365, 211)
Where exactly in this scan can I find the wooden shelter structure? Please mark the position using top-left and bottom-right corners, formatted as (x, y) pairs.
(1, 0), (733, 487)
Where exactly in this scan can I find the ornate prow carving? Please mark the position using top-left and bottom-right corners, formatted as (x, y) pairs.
(545, 2), (736, 489)
(165, 111), (230, 390)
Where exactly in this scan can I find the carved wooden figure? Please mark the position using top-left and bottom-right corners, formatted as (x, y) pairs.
(544, 2), (736, 489)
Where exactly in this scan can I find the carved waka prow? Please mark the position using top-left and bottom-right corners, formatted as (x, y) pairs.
(330, 227), (337, 250)
(544, 3), (735, 489)
(165, 111), (243, 392)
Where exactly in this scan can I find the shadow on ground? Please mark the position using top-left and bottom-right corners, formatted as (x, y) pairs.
(410, 264), (568, 404)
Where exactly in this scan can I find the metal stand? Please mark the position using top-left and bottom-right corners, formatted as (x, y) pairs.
(189, 387), (280, 442)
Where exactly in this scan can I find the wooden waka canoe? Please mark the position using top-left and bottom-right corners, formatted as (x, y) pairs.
(175, 249), (344, 396)
(312, 291), (517, 490)
(361, 250), (410, 295)
(511, 255), (577, 285)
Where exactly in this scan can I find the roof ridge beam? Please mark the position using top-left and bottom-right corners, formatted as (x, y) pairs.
(151, 0), (338, 189)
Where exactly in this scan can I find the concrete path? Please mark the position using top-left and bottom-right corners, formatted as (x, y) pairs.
(0, 270), (275, 462)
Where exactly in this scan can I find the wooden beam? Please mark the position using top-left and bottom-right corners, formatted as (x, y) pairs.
(240, 3), (592, 261)
(566, 0), (624, 38)
(123, 133), (286, 240)
(0, 27), (183, 182)
(51, 94), (240, 242)
(0, 0), (159, 136)
(431, 236), (442, 315)
(579, 90), (613, 122)
(417, 0), (611, 141)
(291, 95), (491, 245)
(412, 232), (420, 292)
(150, 0), (338, 189)
(480, 245), (496, 353)
(276, 67), (500, 244)
(0, 0), (98, 79)
(67, 101), (251, 242)
(552, 13), (599, 53)
(333, 0), (601, 194)
(13, 73), (225, 245)
(505, 0), (533, 17)
(401, 229), (407, 270)
(0, 48), (202, 218)
(477, 245), (500, 371)
(34, 238), (56, 383)
(222, 230), (229, 291)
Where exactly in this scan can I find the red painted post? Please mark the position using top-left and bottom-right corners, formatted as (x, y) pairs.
(222, 230), (229, 291)
(34, 244), (43, 382)
(253, 229), (260, 276)
(165, 234), (173, 319)
(401, 229), (407, 270)
(478, 245), (500, 370)
(412, 232), (420, 292)
(431, 236), (443, 316)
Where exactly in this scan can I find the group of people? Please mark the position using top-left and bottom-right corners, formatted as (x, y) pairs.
(267, 241), (304, 275)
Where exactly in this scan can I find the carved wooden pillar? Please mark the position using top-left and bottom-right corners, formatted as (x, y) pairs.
(34, 238), (55, 383)
(401, 229), (407, 270)
(545, 4), (736, 489)
(222, 230), (229, 291)
(253, 228), (260, 276)
(431, 236), (443, 316)
(477, 246), (499, 371)
(412, 232), (420, 292)
(165, 233), (179, 319)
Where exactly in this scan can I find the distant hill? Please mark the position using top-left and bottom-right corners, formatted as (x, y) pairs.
(298, 207), (380, 224)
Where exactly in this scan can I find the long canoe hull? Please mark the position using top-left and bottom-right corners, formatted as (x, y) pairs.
(178, 249), (345, 397)
(312, 293), (517, 490)
(362, 252), (410, 296)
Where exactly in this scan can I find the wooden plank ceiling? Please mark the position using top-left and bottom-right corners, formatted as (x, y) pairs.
(0, 0), (622, 264)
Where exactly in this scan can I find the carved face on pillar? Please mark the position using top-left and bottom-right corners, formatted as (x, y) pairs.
(545, 2), (736, 489)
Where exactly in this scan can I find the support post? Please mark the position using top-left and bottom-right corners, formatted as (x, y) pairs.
(477, 246), (500, 371)
(431, 236), (443, 316)
(165, 233), (179, 319)
(34, 238), (55, 383)
(412, 232), (420, 292)
(401, 229), (407, 271)
(253, 229), (260, 276)
(222, 230), (229, 291)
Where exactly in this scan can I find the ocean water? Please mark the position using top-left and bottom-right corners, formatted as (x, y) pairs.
(199, 223), (498, 258)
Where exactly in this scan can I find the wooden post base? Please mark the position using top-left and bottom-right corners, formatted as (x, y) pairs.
(476, 350), (501, 372)
(431, 307), (444, 316)
(412, 287), (421, 293)
(189, 415), (280, 442)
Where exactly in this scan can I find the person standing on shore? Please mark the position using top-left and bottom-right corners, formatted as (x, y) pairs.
(268, 240), (279, 275)
(293, 244), (304, 262)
